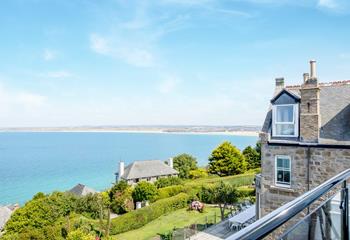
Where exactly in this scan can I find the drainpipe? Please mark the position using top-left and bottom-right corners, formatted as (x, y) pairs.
(307, 147), (311, 191)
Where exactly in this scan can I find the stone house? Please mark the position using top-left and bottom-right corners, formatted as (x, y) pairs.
(116, 159), (178, 185)
(256, 60), (350, 219)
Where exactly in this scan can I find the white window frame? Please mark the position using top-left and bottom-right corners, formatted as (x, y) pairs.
(275, 155), (291, 188)
(272, 104), (299, 137)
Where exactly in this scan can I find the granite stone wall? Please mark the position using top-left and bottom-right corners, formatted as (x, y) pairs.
(259, 143), (350, 217)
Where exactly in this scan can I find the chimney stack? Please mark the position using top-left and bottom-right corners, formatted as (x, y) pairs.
(300, 60), (320, 143)
(310, 60), (317, 79)
(303, 73), (309, 83)
(118, 161), (125, 181)
(275, 78), (285, 88)
(168, 158), (174, 169)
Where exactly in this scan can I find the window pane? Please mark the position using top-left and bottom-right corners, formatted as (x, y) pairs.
(284, 171), (290, 183)
(277, 170), (284, 182)
(283, 159), (290, 169)
(277, 158), (283, 168)
(276, 124), (294, 136)
(276, 105), (293, 123)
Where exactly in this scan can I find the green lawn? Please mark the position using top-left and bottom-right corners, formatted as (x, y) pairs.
(183, 171), (256, 188)
(113, 206), (228, 240)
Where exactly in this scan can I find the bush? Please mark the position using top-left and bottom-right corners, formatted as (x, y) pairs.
(154, 177), (183, 188)
(110, 193), (189, 234)
(5, 192), (77, 234)
(132, 181), (158, 202)
(109, 181), (134, 214)
(189, 169), (208, 179)
(154, 185), (185, 201)
(237, 186), (255, 197)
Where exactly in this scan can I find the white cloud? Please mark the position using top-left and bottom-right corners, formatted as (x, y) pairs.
(16, 92), (47, 109)
(43, 49), (57, 61)
(158, 77), (180, 94)
(0, 84), (47, 117)
(39, 71), (73, 79)
(46, 71), (72, 78)
(318, 0), (338, 9)
(317, 0), (350, 12)
(90, 34), (110, 55)
(90, 33), (155, 67)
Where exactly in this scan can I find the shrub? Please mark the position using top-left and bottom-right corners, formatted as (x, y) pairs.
(110, 187), (134, 214)
(110, 193), (189, 234)
(154, 177), (183, 188)
(154, 185), (185, 201)
(109, 181), (134, 214)
(132, 181), (158, 202)
(189, 169), (208, 179)
(237, 186), (255, 197)
(67, 229), (95, 240)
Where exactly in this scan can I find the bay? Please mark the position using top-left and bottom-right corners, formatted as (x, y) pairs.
(0, 132), (257, 205)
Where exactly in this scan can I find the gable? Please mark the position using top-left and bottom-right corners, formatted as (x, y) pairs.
(271, 89), (300, 105)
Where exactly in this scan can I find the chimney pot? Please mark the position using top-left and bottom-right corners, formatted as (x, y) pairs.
(310, 60), (317, 79)
(303, 73), (309, 83)
(118, 161), (125, 182)
(168, 158), (174, 169)
(275, 78), (285, 88)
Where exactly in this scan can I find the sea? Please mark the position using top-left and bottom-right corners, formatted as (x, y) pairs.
(0, 132), (258, 205)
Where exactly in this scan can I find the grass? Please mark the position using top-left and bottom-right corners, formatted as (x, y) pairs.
(111, 170), (258, 239)
(113, 206), (228, 240)
(183, 171), (256, 188)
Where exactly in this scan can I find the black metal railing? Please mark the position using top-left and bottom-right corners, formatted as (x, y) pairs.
(226, 169), (350, 240)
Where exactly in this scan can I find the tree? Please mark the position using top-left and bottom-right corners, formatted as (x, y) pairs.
(132, 182), (158, 202)
(109, 181), (134, 214)
(242, 146), (260, 169)
(255, 141), (261, 160)
(199, 182), (239, 220)
(208, 141), (247, 176)
(173, 153), (198, 179)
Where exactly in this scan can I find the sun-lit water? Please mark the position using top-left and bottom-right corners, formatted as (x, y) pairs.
(0, 132), (257, 205)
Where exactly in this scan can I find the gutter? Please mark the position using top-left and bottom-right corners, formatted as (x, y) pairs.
(267, 141), (350, 149)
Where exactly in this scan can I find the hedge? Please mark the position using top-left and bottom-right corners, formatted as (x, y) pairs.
(154, 185), (185, 201)
(110, 193), (189, 234)
(237, 186), (255, 197)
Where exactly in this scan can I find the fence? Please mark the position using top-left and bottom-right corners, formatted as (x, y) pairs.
(158, 212), (219, 240)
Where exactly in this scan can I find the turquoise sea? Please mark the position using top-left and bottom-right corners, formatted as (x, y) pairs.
(0, 132), (257, 205)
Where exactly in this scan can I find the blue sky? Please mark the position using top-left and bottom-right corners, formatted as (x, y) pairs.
(0, 0), (350, 127)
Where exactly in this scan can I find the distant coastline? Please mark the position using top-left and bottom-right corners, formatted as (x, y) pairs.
(0, 126), (260, 137)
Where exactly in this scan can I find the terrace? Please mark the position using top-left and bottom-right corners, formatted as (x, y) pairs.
(227, 169), (350, 240)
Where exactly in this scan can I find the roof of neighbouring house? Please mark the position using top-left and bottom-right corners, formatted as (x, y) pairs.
(121, 160), (178, 180)
(68, 184), (98, 196)
(0, 206), (13, 230)
(262, 80), (350, 145)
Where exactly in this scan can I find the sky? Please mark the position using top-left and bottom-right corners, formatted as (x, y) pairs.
(0, 0), (350, 127)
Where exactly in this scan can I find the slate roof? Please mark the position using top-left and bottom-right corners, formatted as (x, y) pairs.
(68, 184), (98, 196)
(121, 160), (178, 180)
(0, 206), (13, 230)
(262, 80), (350, 145)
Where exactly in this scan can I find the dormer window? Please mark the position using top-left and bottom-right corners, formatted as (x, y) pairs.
(272, 104), (298, 137)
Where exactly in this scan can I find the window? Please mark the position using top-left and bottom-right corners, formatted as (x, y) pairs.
(272, 104), (298, 137)
(275, 156), (291, 187)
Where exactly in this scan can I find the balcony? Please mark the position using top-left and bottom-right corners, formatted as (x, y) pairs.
(227, 169), (350, 240)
